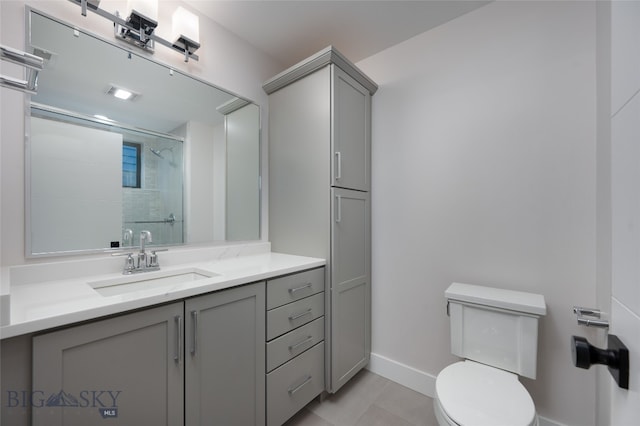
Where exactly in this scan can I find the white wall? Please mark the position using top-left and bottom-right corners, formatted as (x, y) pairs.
(610, 1), (640, 424)
(0, 0), (281, 270)
(358, 1), (598, 425)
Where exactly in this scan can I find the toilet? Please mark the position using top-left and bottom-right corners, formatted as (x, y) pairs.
(434, 283), (547, 426)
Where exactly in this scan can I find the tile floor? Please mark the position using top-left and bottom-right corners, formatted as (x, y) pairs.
(284, 370), (438, 426)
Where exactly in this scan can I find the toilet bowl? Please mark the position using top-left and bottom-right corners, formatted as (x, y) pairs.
(434, 361), (537, 426)
(434, 283), (546, 426)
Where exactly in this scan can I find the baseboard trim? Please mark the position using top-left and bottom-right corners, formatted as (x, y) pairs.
(366, 352), (436, 398)
(366, 352), (566, 426)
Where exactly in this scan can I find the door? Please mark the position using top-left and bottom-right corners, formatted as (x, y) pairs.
(185, 282), (265, 426)
(608, 1), (640, 424)
(32, 302), (184, 426)
(329, 187), (370, 392)
(331, 65), (371, 192)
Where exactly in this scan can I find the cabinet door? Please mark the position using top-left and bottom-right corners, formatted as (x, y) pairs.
(329, 188), (371, 392)
(331, 65), (371, 192)
(32, 302), (184, 426)
(185, 282), (265, 426)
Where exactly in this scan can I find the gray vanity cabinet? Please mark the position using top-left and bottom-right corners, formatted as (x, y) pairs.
(185, 282), (265, 426)
(32, 302), (185, 426)
(265, 46), (377, 394)
(31, 282), (266, 426)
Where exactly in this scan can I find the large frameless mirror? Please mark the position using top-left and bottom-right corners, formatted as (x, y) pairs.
(26, 8), (261, 256)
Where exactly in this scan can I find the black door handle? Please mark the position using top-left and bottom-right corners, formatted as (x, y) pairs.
(571, 334), (629, 389)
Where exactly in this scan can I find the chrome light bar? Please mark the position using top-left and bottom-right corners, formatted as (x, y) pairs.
(68, 0), (200, 62)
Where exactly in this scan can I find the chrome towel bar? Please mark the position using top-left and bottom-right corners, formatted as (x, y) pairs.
(0, 45), (44, 94)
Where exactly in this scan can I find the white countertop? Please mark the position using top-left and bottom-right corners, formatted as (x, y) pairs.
(1, 252), (325, 340)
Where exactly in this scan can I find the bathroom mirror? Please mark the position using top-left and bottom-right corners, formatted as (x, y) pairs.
(25, 8), (261, 256)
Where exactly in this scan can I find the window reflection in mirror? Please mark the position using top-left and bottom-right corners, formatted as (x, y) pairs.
(26, 8), (260, 256)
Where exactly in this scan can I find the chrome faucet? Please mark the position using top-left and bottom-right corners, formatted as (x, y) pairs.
(137, 230), (152, 270)
(113, 230), (166, 274)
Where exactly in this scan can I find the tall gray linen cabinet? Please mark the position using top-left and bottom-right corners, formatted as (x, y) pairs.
(264, 46), (377, 393)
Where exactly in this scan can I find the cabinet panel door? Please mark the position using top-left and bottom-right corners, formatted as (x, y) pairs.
(185, 282), (265, 426)
(32, 302), (184, 426)
(329, 188), (371, 392)
(331, 65), (371, 192)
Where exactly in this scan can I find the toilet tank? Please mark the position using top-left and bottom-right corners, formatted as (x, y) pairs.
(446, 283), (546, 379)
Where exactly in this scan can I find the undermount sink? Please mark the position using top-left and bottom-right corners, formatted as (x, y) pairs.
(89, 268), (219, 297)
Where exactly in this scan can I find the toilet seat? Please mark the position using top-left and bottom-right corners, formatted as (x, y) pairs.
(435, 360), (536, 426)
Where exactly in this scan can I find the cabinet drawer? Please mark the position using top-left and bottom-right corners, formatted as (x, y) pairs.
(267, 267), (325, 310)
(267, 342), (325, 426)
(267, 317), (324, 372)
(267, 292), (324, 341)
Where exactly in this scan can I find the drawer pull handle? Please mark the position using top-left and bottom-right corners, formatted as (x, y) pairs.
(288, 375), (313, 395)
(190, 310), (198, 355)
(174, 315), (182, 363)
(288, 336), (314, 352)
(288, 283), (312, 294)
(289, 309), (312, 321)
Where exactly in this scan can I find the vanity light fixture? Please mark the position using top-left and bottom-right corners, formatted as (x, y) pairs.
(171, 7), (201, 63)
(69, 0), (200, 62)
(115, 0), (159, 51)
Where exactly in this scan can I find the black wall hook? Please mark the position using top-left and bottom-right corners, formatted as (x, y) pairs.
(571, 334), (629, 389)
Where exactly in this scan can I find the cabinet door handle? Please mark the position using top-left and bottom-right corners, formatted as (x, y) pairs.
(174, 315), (182, 363)
(190, 310), (198, 355)
(335, 151), (342, 180)
(288, 283), (312, 294)
(288, 309), (312, 321)
(288, 336), (314, 352)
(335, 195), (342, 223)
(288, 375), (313, 395)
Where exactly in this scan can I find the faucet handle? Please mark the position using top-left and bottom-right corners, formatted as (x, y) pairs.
(124, 253), (136, 273)
(111, 252), (136, 274)
(148, 248), (168, 268)
(148, 251), (158, 268)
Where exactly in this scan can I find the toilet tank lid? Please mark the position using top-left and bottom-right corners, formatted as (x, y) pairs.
(446, 283), (546, 316)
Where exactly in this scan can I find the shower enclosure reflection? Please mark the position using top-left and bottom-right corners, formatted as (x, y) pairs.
(30, 106), (185, 253)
